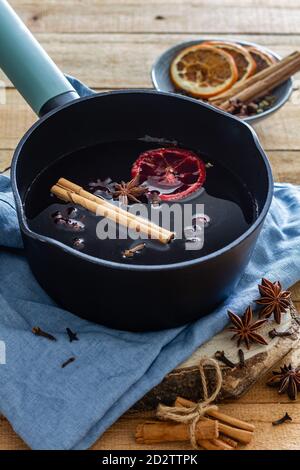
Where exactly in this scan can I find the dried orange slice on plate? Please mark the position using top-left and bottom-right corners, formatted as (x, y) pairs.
(247, 46), (277, 74)
(202, 41), (256, 82)
(170, 44), (238, 98)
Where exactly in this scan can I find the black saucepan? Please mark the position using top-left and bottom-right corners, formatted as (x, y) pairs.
(0, 1), (273, 331)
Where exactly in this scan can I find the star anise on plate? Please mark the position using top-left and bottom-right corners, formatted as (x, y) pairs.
(112, 175), (148, 205)
(267, 364), (300, 400)
(228, 306), (268, 350)
(256, 278), (291, 324)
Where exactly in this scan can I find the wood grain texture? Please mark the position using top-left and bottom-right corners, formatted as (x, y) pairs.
(8, 0), (300, 34)
(2, 403), (300, 450)
(1, 33), (300, 89)
(1, 91), (300, 160)
(0, 150), (13, 173)
(0, 34), (300, 158)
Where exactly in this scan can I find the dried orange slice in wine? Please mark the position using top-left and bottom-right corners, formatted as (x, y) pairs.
(247, 46), (276, 74)
(131, 148), (206, 201)
(170, 44), (238, 98)
(202, 41), (256, 82)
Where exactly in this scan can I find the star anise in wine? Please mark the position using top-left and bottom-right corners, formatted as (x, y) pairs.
(112, 175), (148, 204)
(228, 306), (268, 350)
(267, 364), (300, 400)
(256, 278), (291, 324)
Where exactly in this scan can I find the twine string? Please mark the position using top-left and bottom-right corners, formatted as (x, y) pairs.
(156, 357), (223, 449)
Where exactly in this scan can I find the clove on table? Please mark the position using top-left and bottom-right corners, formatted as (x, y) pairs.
(214, 351), (236, 368)
(238, 349), (245, 368)
(272, 412), (292, 426)
(269, 328), (293, 339)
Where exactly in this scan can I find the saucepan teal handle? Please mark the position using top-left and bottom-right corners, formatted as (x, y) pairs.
(0, 0), (80, 115)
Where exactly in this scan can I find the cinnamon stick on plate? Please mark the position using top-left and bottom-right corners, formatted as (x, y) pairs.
(51, 178), (175, 244)
(210, 51), (300, 105)
(221, 56), (300, 111)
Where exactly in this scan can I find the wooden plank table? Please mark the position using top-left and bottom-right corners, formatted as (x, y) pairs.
(0, 0), (300, 451)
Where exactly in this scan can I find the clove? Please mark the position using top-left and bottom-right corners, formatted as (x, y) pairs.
(61, 357), (76, 368)
(238, 349), (245, 368)
(272, 412), (292, 426)
(215, 351), (235, 368)
(148, 191), (161, 206)
(269, 328), (293, 339)
(32, 327), (57, 342)
(122, 243), (146, 258)
(66, 327), (79, 342)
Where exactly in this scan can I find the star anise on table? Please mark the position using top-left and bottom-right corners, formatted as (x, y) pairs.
(112, 175), (148, 205)
(228, 306), (268, 350)
(256, 278), (291, 324)
(267, 364), (300, 400)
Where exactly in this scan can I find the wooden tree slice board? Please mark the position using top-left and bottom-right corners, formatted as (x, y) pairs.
(134, 302), (300, 410)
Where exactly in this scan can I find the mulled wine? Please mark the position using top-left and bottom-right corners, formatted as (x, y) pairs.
(26, 139), (257, 265)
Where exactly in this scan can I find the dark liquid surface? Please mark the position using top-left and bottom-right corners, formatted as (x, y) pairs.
(25, 139), (257, 265)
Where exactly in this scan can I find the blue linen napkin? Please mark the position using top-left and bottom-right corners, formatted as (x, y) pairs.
(0, 78), (300, 450)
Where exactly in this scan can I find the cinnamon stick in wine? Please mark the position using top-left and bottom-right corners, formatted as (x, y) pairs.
(57, 178), (173, 240)
(51, 184), (172, 244)
(51, 181), (174, 244)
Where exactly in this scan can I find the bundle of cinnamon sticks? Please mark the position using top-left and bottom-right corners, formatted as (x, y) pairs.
(136, 397), (255, 450)
(51, 178), (174, 244)
(210, 50), (300, 112)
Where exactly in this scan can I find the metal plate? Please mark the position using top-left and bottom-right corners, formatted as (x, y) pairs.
(152, 38), (293, 124)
